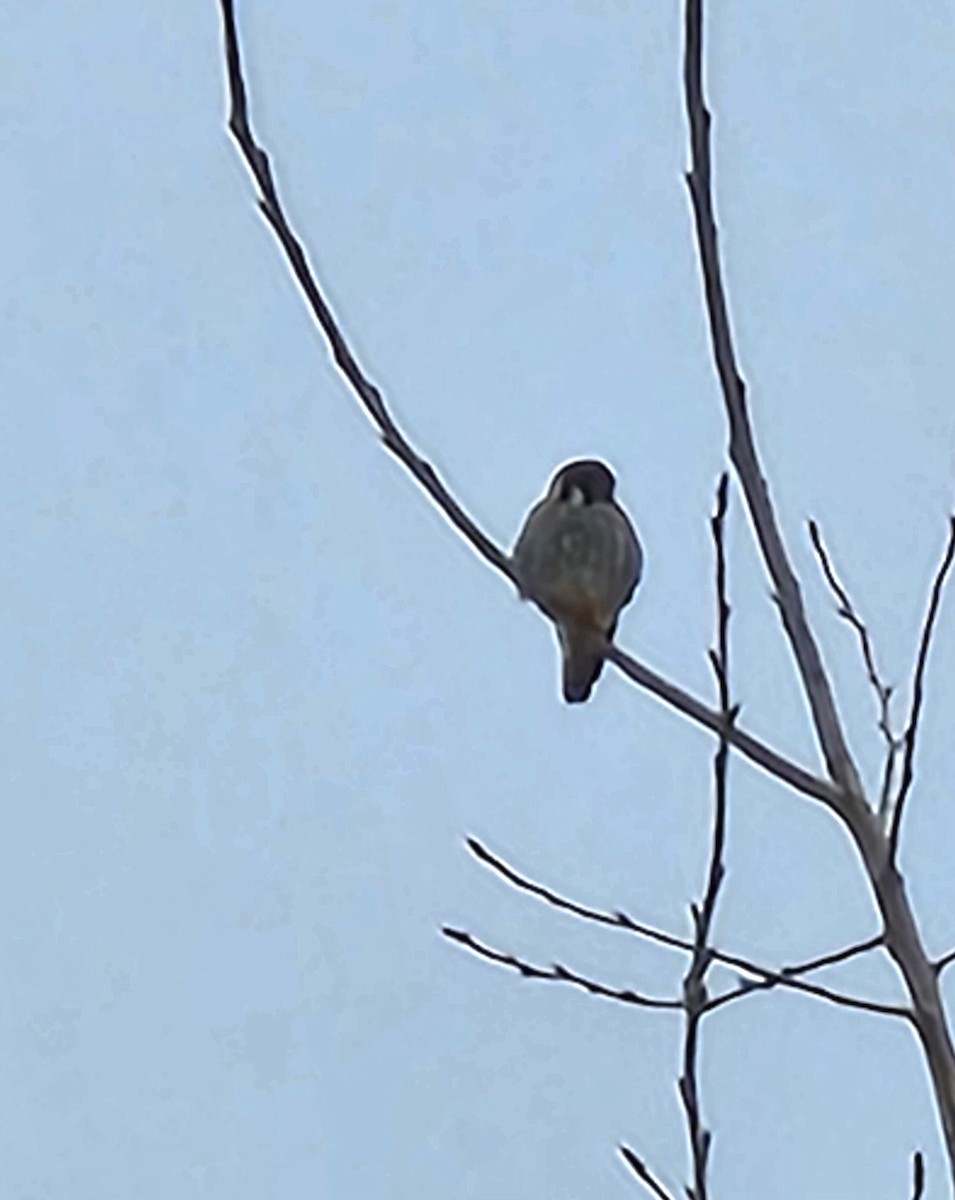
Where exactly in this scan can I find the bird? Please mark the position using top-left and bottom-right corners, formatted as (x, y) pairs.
(512, 459), (643, 703)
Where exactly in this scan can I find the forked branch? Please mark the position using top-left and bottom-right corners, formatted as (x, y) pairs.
(458, 838), (897, 1018)
(808, 519), (902, 813)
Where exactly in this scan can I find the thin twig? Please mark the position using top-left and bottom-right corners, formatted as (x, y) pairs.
(889, 517), (955, 854)
(618, 1146), (679, 1200)
(465, 838), (889, 1013)
(678, 475), (733, 1200)
(911, 1150), (925, 1200)
(935, 947), (955, 976)
(218, 0), (514, 584)
(781, 938), (884, 978)
(808, 519), (902, 813)
(442, 928), (681, 1010)
(682, 0), (862, 800)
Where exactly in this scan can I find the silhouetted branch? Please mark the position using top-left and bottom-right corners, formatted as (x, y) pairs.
(683, 0), (861, 800)
(889, 517), (955, 853)
(808, 519), (901, 812)
(618, 1146), (679, 1200)
(442, 927), (681, 1010)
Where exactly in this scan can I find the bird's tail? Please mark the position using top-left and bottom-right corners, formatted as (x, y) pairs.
(560, 625), (607, 704)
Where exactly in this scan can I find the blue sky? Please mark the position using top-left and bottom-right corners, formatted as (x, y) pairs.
(5, 2), (955, 1197)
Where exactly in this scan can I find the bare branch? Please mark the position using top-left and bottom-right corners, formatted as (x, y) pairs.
(682, 0), (861, 799)
(889, 517), (955, 853)
(808, 519), (902, 813)
(442, 927), (681, 1010)
(465, 838), (888, 1015)
(618, 1146), (680, 1200)
(217, 0), (515, 584)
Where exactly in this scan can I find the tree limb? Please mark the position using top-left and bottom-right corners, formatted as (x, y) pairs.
(682, 0), (861, 800)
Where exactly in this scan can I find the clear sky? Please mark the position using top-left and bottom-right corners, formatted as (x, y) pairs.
(5, 2), (955, 1197)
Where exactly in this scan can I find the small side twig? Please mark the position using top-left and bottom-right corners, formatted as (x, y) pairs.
(935, 946), (955, 976)
(618, 1146), (679, 1200)
(889, 516), (955, 854)
(442, 928), (681, 1011)
(808, 519), (902, 813)
(780, 937), (883, 978)
(911, 1149), (925, 1199)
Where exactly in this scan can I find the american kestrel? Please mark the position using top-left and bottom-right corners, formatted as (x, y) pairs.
(512, 460), (643, 703)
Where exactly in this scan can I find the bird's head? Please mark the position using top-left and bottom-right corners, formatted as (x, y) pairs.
(548, 459), (617, 505)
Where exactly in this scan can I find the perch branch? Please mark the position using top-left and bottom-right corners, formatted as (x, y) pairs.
(605, 646), (840, 810)
(220, 0), (848, 823)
